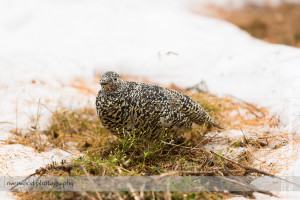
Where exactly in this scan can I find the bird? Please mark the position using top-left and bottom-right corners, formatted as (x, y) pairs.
(95, 71), (222, 140)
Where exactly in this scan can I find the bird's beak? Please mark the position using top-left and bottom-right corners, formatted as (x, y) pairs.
(100, 81), (108, 86)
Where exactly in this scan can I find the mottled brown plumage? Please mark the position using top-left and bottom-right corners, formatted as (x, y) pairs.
(96, 71), (222, 139)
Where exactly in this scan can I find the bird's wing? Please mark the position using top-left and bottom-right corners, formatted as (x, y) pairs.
(167, 88), (222, 129)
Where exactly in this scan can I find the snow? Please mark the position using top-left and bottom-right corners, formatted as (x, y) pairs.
(1, 0), (300, 199)
(0, 144), (71, 176)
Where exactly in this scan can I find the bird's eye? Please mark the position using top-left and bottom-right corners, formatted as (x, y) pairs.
(114, 78), (117, 81)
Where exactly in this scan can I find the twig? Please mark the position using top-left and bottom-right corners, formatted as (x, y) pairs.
(157, 170), (275, 196)
(10, 164), (81, 191)
(164, 191), (171, 200)
(40, 103), (54, 114)
(219, 176), (276, 197)
(85, 146), (110, 152)
(33, 99), (42, 147)
(161, 141), (189, 149)
(158, 170), (216, 178)
(0, 122), (13, 124)
(162, 141), (300, 189)
(193, 132), (219, 149)
(166, 51), (179, 56)
(152, 191), (155, 200)
(185, 81), (209, 93)
(209, 151), (300, 188)
(140, 183), (145, 200)
(80, 165), (103, 200)
(27, 170), (47, 191)
(10, 171), (39, 191)
(229, 95), (265, 118)
(59, 148), (73, 155)
(113, 191), (124, 200)
(127, 183), (142, 200)
(165, 180), (171, 200)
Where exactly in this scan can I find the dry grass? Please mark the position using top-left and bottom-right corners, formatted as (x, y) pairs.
(9, 88), (282, 199)
(16, 191), (228, 200)
(9, 107), (109, 152)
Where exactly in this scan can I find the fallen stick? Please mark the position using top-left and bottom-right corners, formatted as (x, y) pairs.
(209, 150), (300, 188)
(162, 141), (300, 189)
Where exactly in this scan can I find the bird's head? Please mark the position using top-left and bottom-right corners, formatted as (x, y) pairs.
(99, 71), (124, 93)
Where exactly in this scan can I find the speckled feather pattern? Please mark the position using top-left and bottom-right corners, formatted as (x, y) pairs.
(96, 71), (221, 139)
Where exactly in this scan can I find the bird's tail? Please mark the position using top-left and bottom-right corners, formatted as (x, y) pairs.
(206, 114), (223, 129)
(209, 120), (223, 129)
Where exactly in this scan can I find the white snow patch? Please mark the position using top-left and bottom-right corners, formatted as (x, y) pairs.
(0, 192), (16, 200)
(0, 144), (71, 176)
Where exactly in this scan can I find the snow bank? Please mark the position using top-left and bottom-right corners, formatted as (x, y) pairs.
(1, 0), (300, 136)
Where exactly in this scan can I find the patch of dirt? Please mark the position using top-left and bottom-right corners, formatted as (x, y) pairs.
(194, 3), (300, 47)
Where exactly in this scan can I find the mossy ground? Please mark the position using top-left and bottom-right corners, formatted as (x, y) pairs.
(9, 89), (280, 199)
